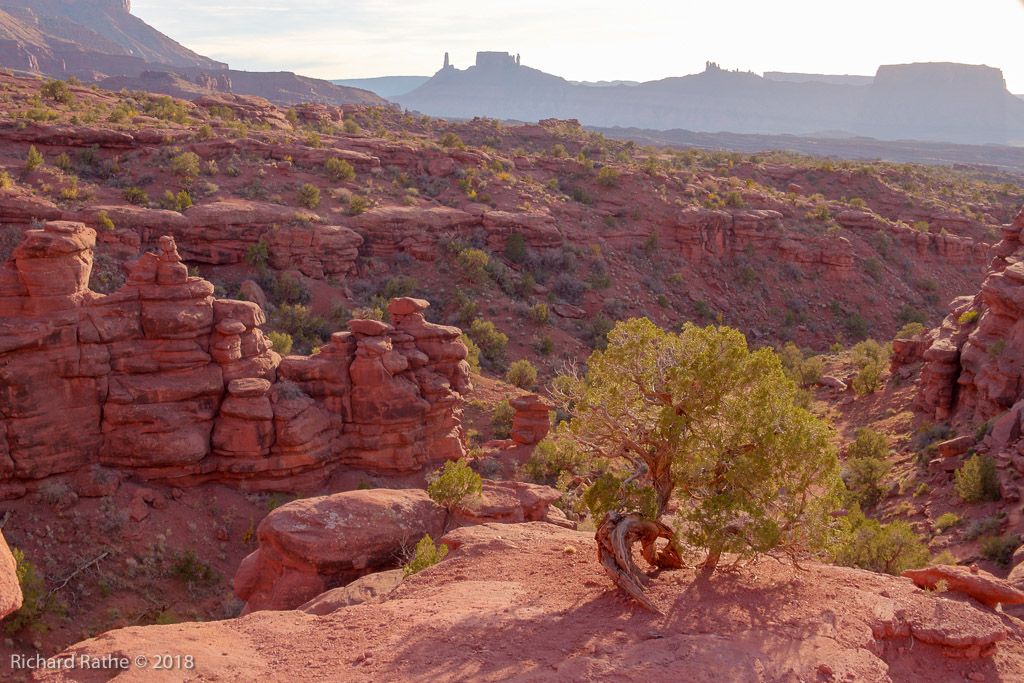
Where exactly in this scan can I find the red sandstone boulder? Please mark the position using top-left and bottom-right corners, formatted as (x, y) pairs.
(298, 569), (404, 615)
(233, 488), (446, 613)
(0, 530), (21, 619)
(903, 565), (1024, 609)
(510, 394), (553, 445)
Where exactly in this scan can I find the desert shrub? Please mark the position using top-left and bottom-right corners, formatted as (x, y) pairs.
(297, 184), (321, 209)
(913, 483), (930, 497)
(965, 515), (1004, 541)
(122, 186), (149, 206)
(954, 454), (1000, 503)
(267, 331), (293, 355)
(863, 257), (883, 281)
(504, 232), (527, 264)
(777, 342), (823, 387)
(25, 146), (43, 173)
(170, 549), (220, 586)
(41, 79), (75, 106)
(571, 186), (594, 204)
(170, 152), (201, 180)
(548, 144), (567, 158)
(197, 124), (213, 141)
(269, 304), (329, 353)
(596, 167), (620, 187)
(491, 399), (515, 439)
(548, 318), (843, 571)
(272, 272), (312, 305)
(467, 319), (508, 366)
(348, 194), (369, 215)
(848, 427), (888, 460)
(325, 157), (355, 182)
(95, 211), (115, 232)
(506, 359), (538, 389)
(844, 315), (870, 340)
(724, 191), (745, 208)
(159, 190), (193, 212)
(0, 171), (10, 189)
(379, 275), (418, 300)
(958, 310), (979, 326)
(3, 549), (51, 634)
(459, 334), (481, 373)
(895, 322), (925, 340)
(0, 226), (22, 263)
(534, 334), (554, 355)
(980, 535), (1019, 568)
(427, 459), (483, 511)
(844, 456), (891, 508)
(455, 247), (489, 283)
(305, 131), (322, 148)
(144, 96), (188, 123)
(403, 534), (448, 577)
(523, 440), (586, 488)
(528, 303), (550, 325)
(245, 239), (270, 272)
(552, 273), (586, 304)
(343, 119), (361, 134)
(585, 314), (616, 350)
(934, 512), (963, 531)
(440, 132), (464, 149)
(851, 339), (889, 395)
(833, 505), (929, 575)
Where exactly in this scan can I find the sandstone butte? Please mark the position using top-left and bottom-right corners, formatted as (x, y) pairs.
(34, 522), (1024, 682)
(0, 221), (475, 498)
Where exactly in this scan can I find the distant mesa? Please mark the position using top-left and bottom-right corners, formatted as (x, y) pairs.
(395, 55), (1024, 146)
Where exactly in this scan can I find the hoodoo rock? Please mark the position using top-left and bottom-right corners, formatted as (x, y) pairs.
(509, 394), (553, 445)
(0, 225), (471, 497)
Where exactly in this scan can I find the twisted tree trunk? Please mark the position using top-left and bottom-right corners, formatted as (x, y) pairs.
(595, 511), (683, 614)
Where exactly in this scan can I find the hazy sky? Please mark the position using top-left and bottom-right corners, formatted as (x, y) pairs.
(133, 1), (1024, 91)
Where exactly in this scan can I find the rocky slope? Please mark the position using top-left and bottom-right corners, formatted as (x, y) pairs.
(36, 522), (1024, 682)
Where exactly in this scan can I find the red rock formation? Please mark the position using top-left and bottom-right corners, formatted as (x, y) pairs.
(918, 206), (1024, 422)
(903, 565), (1024, 610)
(0, 530), (21, 620)
(509, 394), (552, 446)
(0, 226), (470, 497)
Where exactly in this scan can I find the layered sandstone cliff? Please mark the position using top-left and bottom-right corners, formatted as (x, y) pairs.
(0, 223), (470, 498)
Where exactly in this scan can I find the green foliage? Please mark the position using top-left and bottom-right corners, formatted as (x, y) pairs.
(851, 339), (890, 395)
(980, 535), (1019, 568)
(170, 152), (201, 179)
(297, 184), (321, 209)
(348, 194), (369, 215)
(144, 96), (189, 123)
(863, 257), (883, 281)
(403, 534), (449, 578)
(25, 145), (43, 173)
(459, 334), (481, 373)
(491, 399), (515, 439)
(548, 318), (843, 570)
(523, 440), (586, 488)
(954, 454), (1000, 503)
(3, 549), (51, 634)
(0, 171), (10, 189)
(41, 79), (75, 106)
(427, 459), (483, 511)
(197, 124), (213, 141)
(440, 132), (465, 149)
(305, 131), (322, 148)
(467, 319), (508, 366)
(269, 304), (329, 353)
(267, 331), (293, 355)
(848, 427), (888, 460)
(325, 157), (355, 183)
(934, 512), (962, 531)
(343, 119), (361, 134)
(245, 239), (270, 272)
(506, 359), (538, 389)
(596, 167), (620, 187)
(833, 505), (929, 575)
(122, 186), (149, 206)
(958, 310), (980, 326)
(724, 191), (745, 208)
(895, 322), (925, 340)
(455, 247), (489, 283)
(777, 342), (824, 387)
(159, 190), (193, 212)
(528, 303), (550, 325)
(95, 210), (115, 232)
(504, 232), (527, 264)
(170, 549), (220, 586)
(581, 471), (658, 521)
(845, 456), (891, 508)
(988, 338), (1007, 360)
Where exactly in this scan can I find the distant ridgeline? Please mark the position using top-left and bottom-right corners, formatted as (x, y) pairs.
(397, 55), (1024, 146)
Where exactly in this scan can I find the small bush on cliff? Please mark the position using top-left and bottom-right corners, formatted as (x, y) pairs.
(0, 226), (22, 263)
(895, 322), (925, 340)
(844, 456), (890, 508)
(506, 360), (538, 390)
(245, 239), (270, 272)
(467, 319), (508, 367)
(491, 399), (515, 439)
(833, 505), (928, 575)
(851, 339), (889, 395)
(504, 232), (527, 264)
(170, 549), (220, 587)
(159, 190), (193, 212)
(955, 454), (1000, 503)
(777, 342), (823, 387)
(980, 535), (1020, 567)
(25, 146), (43, 173)
(427, 459), (483, 511)
(122, 186), (149, 206)
(297, 184), (321, 209)
(958, 310), (979, 326)
(403, 534), (449, 578)
(934, 512), (963, 531)
(455, 247), (489, 283)
(528, 303), (550, 325)
(459, 334), (481, 373)
(267, 331), (293, 356)
(269, 304), (329, 353)
(170, 152), (201, 180)
(3, 549), (51, 634)
(440, 132), (464, 150)
(41, 79), (75, 106)
(325, 157), (355, 183)
(597, 167), (620, 187)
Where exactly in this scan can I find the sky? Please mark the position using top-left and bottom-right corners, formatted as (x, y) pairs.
(132, 0), (1024, 92)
